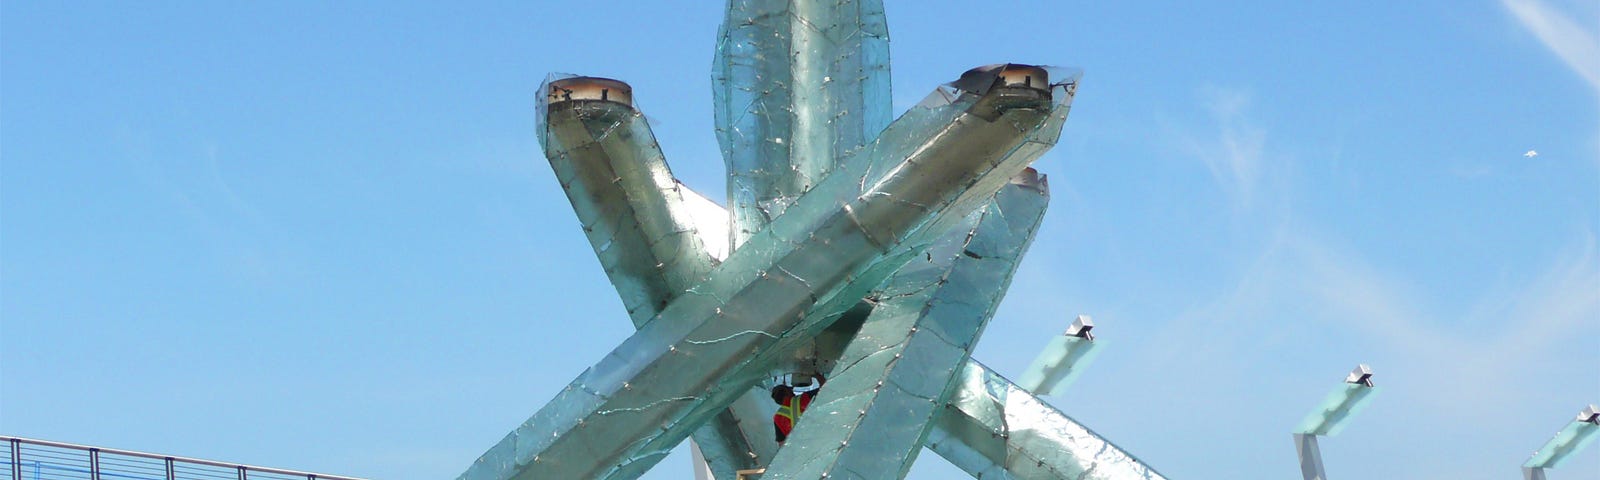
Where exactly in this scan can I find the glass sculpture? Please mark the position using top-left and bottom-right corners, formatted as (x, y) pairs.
(458, 1), (1166, 479)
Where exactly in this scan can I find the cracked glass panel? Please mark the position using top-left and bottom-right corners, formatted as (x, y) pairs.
(1016, 336), (1105, 397)
(1293, 383), (1380, 437)
(928, 361), (1168, 480)
(1523, 419), (1599, 468)
(459, 67), (1070, 480)
(714, 0), (891, 247)
(763, 170), (1050, 479)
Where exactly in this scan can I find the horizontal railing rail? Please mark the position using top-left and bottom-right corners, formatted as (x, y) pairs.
(2, 436), (366, 480)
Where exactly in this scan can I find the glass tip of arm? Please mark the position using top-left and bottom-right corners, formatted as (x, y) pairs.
(1522, 405), (1600, 468)
(1294, 366), (1380, 436)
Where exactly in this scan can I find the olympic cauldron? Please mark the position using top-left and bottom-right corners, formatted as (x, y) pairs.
(457, 2), (1165, 479)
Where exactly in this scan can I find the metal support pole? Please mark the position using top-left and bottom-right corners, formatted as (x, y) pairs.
(165, 458), (176, 480)
(89, 448), (101, 480)
(238, 466), (247, 480)
(1522, 466), (1547, 480)
(9, 439), (20, 480)
(1294, 433), (1326, 480)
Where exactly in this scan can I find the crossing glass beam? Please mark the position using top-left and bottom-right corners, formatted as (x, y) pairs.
(926, 362), (1168, 480)
(762, 170), (1051, 479)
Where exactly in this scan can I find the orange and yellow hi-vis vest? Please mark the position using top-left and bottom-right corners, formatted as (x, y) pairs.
(772, 391), (815, 441)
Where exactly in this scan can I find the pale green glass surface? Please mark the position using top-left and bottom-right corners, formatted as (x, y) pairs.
(763, 172), (1050, 479)
(1294, 383), (1380, 437)
(1523, 421), (1599, 468)
(927, 361), (1168, 480)
(1017, 336), (1105, 397)
(713, 0), (892, 246)
(459, 69), (1065, 480)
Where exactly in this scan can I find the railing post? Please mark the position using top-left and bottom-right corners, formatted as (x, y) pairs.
(165, 457), (176, 480)
(238, 465), (247, 480)
(9, 439), (20, 480)
(89, 448), (101, 480)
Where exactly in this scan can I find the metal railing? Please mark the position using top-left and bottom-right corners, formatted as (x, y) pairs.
(2, 437), (366, 480)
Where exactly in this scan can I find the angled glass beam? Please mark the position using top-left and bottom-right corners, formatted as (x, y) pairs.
(713, 0), (892, 246)
(538, 76), (775, 479)
(671, 172), (1167, 480)
(1016, 315), (1104, 397)
(1293, 366), (1379, 437)
(459, 67), (1066, 480)
(1523, 405), (1600, 471)
(538, 76), (717, 326)
(1292, 365), (1379, 480)
(762, 170), (1050, 479)
(927, 361), (1168, 480)
(694, 393), (786, 478)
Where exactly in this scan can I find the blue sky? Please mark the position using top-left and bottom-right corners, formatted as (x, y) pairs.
(2, 1), (1596, 479)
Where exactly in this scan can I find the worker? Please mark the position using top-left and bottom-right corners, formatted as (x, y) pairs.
(771, 373), (825, 443)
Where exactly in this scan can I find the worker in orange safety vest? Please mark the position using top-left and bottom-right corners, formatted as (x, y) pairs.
(770, 374), (825, 443)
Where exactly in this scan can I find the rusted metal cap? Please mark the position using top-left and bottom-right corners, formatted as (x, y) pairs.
(959, 63), (1050, 93)
(1009, 166), (1046, 189)
(995, 64), (1049, 91)
(547, 76), (634, 106)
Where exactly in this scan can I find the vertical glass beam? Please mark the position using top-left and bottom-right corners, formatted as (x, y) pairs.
(713, 0), (892, 247)
(538, 76), (774, 478)
(458, 69), (1067, 480)
(1293, 434), (1326, 480)
(927, 361), (1168, 480)
(763, 170), (1049, 479)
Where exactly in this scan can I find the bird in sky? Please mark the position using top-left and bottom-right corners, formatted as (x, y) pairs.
(1524, 150), (1538, 158)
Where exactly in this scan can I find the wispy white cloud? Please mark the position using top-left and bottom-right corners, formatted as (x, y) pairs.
(1218, 226), (1597, 415)
(1448, 164), (1494, 178)
(114, 125), (301, 283)
(1501, 0), (1600, 94)
(1178, 88), (1270, 208)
